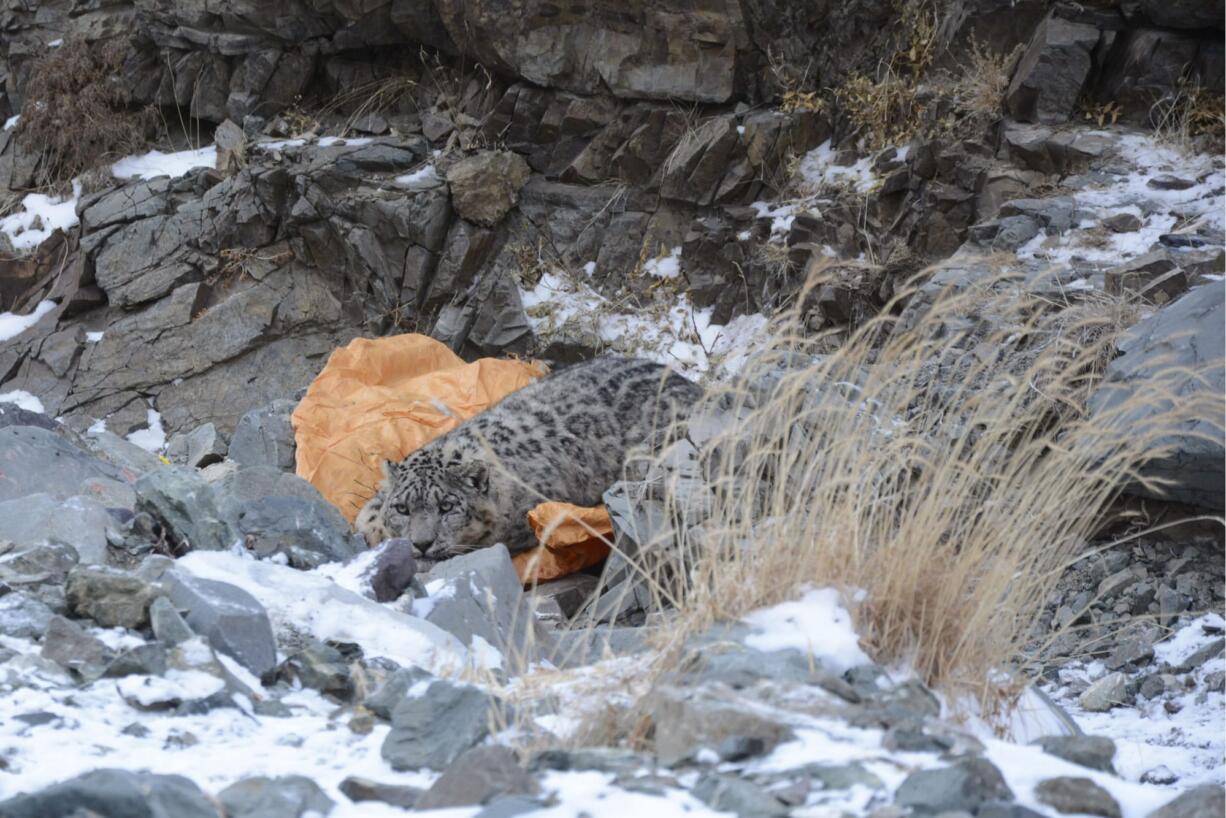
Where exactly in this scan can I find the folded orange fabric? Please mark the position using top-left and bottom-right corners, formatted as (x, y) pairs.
(291, 333), (609, 583)
(514, 502), (614, 584)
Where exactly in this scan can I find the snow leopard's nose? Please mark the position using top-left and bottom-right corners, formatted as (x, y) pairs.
(412, 537), (439, 557)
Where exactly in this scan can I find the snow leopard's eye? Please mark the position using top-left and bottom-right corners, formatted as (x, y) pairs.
(439, 500), (455, 513)
(392, 501), (408, 515)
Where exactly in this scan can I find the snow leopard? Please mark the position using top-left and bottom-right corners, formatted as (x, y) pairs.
(355, 357), (702, 566)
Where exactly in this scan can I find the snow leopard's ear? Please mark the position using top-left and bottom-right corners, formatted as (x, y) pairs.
(455, 461), (488, 494)
(380, 459), (396, 480)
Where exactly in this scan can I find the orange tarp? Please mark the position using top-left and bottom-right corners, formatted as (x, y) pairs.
(514, 501), (613, 584)
(291, 333), (609, 583)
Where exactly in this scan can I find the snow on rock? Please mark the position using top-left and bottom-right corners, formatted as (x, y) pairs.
(111, 146), (217, 180)
(394, 164), (442, 189)
(643, 246), (682, 279)
(1045, 613), (1226, 788)
(520, 271), (767, 377)
(85, 331), (104, 342)
(799, 139), (878, 194)
(177, 550), (467, 673)
(125, 408), (166, 453)
(0, 389), (45, 414)
(741, 587), (871, 674)
(530, 770), (732, 818)
(0, 299), (56, 341)
(0, 645), (438, 806)
(0, 183), (81, 251)
(3, 114), (18, 130)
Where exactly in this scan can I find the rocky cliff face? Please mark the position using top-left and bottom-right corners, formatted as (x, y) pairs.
(0, 0), (1222, 472)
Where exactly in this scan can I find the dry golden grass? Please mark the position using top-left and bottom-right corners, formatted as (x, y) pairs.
(612, 268), (1223, 722)
(18, 37), (154, 186)
(1150, 78), (1226, 151)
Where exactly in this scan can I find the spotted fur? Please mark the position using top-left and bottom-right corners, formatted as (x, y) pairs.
(355, 357), (701, 565)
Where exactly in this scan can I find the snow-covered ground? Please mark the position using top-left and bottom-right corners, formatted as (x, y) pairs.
(111, 146), (218, 180)
(0, 183), (81, 251)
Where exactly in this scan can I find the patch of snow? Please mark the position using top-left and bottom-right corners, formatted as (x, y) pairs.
(531, 771), (731, 818)
(1043, 613), (1225, 787)
(116, 670), (226, 707)
(394, 164), (441, 188)
(86, 418), (107, 435)
(177, 550), (466, 673)
(85, 331), (104, 342)
(0, 182), (81, 251)
(741, 587), (871, 674)
(112, 146), (217, 180)
(519, 272), (768, 378)
(799, 139), (878, 195)
(470, 635), (504, 670)
(0, 390), (45, 414)
(48, 38), (63, 47)
(643, 246), (682, 279)
(126, 408), (166, 453)
(254, 138), (307, 152)
(751, 200), (799, 238)
(3, 115), (18, 130)
(0, 299), (56, 341)
(582, 261), (597, 276)
(318, 136), (374, 147)
(736, 230), (751, 241)
(736, 124), (746, 135)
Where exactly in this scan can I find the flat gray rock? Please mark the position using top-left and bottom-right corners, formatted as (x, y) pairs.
(165, 570), (277, 677)
(0, 768), (220, 818)
(381, 678), (492, 771)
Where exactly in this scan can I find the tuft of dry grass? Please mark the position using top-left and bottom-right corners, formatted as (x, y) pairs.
(953, 38), (1020, 117)
(614, 268), (1223, 724)
(1150, 78), (1226, 152)
(18, 37), (154, 185)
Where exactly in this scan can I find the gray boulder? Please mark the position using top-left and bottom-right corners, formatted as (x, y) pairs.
(228, 400), (297, 472)
(65, 565), (161, 629)
(40, 615), (113, 681)
(415, 746), (539, 810)
(1006, 15), (1101, 124)
(149, 596), (196, 645)
(1035, 777), (1121, 818)
(692, 774), (788, 817)
(0, 591), (54, 639)
(233, 495), (364, 569)
(364, 666), (435, 720)
(0, 768), (220, 818)
(381, 679), (492, 771)
(1079, 672), (1130, 712)
(0, 493), (114, 564)
(217, 775), (334, 818)
(446, 151), (531, 227)
(135, 468), (236, 552)
(1089, 284), (1225, 509)
(1034, 735), (1117, 774)
(166, 423), (228, 469)
(338, 777), (422, 810)
(894, 757), (1014, 815)
(651, 683), (796, 766)
(1147, 786), (1226, 818)
(84, 430), (164, 475)
(0, 426), (120, 502)
(424, 544), (552, 666)
(164, 570), (278, 677)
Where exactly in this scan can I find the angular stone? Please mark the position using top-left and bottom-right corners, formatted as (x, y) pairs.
(0, 768), (220, 818)
(367, 539), (418, 603)
(1006, 15), (1101, 124)
(415, 746), (539, 809)
(651, 683), (795, 766)
(446, 151), (531, 227)
(1089, 284), (1224, 509)
(894, 758), (1014, 815)
(104, 643), (170, 678)
(40, 615), (112, 681)
(692, 774), (787, 817)
(166, 423), (228, 469)
(233, 495), (364, 569)
(424, 544), (550, 665)
(1147, 786), (1226, 818)
(1035, 777), (1121, 818)
(1078, 672), (1130, 712)
(149, 596), (196, 646)
(165, 570), (277, 677)
(381, 679), (492, 771)
(279, 638), (353, 698)
(1034, 735), (1117, 774)
(338, 777), (422, 810)
(0, 591), (54, 639)
(135, 468), (236, 552)
(65, 565), (160, 629)
(0, 493), (114, 565)
(217, 775), (334, 818)
(0, 426), (120, 502)
(228, 400), (297, 472)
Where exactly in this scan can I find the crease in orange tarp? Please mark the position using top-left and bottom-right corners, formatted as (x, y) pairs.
(291, 333), (609, 584)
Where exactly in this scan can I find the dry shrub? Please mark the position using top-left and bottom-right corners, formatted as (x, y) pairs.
(18, 37), (154, 185)
(1150, 78), (1226, 151)
(953, 38), (1021, 117)
(625, 270), (1223, 721)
